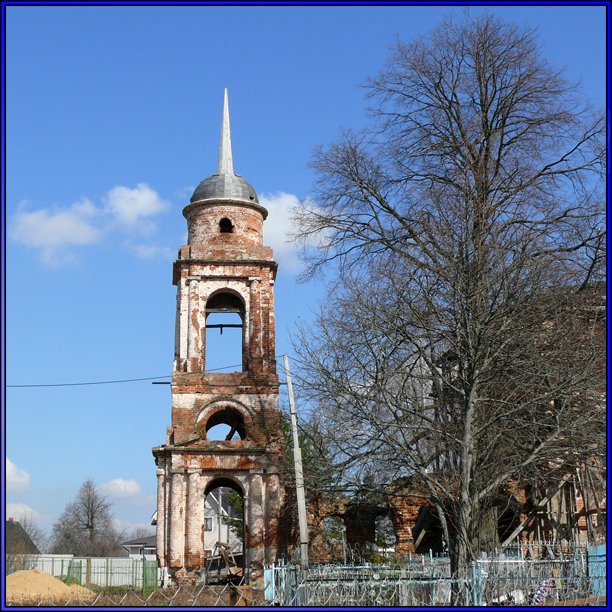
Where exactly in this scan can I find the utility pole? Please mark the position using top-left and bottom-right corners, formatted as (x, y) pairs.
(283, 354), (309, 567)
(216, 490), (222, 545)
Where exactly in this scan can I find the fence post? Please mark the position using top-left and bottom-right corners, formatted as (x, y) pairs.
(86, 558), (91, 586)
(296, 565), (307, 606)
(470, 561), (481, 606)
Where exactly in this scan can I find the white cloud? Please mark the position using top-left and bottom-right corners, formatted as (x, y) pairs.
(10, 199), (102, 265)
(7, 503), (39, 521)
(131, 243), (175, 260)
(10, 186), (314, 270)
(177, 185), (196, 201)
(102, 478), (142, 497)
(260, 192), (308, 274)
(105, 183), (169, 230)
(10, 184), (171, 265)
(7, 459), (31, 493)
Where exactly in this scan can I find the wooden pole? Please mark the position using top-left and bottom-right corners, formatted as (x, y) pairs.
(501, 475), (572, 547)
(283, 355), (309, 567)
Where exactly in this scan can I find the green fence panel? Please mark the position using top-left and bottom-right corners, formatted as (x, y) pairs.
(66, 560), (82, 585)
(143, 559), (158, 591)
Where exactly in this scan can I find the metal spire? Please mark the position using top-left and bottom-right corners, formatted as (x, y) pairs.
(217, 88), (234, 175)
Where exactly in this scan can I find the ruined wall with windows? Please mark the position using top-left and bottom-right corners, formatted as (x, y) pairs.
(278, 464), (606, 565)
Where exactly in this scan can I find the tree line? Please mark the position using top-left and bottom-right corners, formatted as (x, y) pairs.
(11, 480), (153, 558)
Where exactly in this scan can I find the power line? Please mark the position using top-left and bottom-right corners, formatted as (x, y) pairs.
(6, 359), (292, 388)
(7, 375), (171, 388)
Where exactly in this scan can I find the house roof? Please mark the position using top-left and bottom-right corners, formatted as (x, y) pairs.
(121, 535), (157, 548)
(6, 520), (40, 555)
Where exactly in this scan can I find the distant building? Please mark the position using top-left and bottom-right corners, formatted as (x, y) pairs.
(126, 487), (242, 560)
(122, 534), (157, 558)
(6, 517), (40, 555)
(203, 488), (242, 556)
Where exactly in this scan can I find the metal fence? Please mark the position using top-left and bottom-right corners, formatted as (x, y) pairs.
(6, 544), (606, 607)
(7, 554), (159, 590)
(5, 583), (264, 607)
(263, 565), (606, 607)
(264, 544), (607, 607)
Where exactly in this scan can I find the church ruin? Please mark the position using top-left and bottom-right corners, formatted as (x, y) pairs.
(153, 90), (284, 586)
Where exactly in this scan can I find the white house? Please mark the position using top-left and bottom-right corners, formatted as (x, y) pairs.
(121, 534), (157, 558)
(203, 488), (242, 556)
(145, 488), (242, 561)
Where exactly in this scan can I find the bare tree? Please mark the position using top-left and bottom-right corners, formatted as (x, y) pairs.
(127, 526), (155, 540)
(6, 513), (48, 574)
(50, 480), (124, 557)
(293, 14), (605, 584)
(16, 513), (48, 553)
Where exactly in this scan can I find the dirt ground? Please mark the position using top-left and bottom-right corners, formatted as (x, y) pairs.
(6, 570), (95, 605)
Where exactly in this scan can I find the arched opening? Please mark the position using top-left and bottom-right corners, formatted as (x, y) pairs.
(413, 506), (445, 555)
(219, 217), (234, 233)
(204, 408), (246, 441)
(498, 497), (522, 545)
(205, 292), (245, 372)
(374, 514), (396, 561)
(203, 478), (245, 583)
(344, 503), (386, 562)
(321, 515), (347, 563)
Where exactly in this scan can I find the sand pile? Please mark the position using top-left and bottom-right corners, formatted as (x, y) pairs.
(6, 570), (96, 604)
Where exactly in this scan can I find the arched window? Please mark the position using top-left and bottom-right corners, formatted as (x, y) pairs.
(374, 514), (396, 555)
(205, 292), (245, 372)
(321, 515), (347, 563)
(219, 217), (234, 233)
(204, 408), (246, 441)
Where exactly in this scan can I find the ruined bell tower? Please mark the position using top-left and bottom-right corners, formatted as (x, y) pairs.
(153, 90), (284, 586)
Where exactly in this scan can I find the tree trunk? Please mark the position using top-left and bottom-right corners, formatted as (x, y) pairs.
(476, 504), (501, 554)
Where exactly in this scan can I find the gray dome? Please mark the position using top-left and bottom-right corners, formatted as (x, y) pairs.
(190, 173), (259, 204)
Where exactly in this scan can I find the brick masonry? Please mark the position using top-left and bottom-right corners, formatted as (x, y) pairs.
(153, 197), (284, 587)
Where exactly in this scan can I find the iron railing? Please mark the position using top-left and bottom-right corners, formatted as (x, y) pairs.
(5, 543), (606, 607)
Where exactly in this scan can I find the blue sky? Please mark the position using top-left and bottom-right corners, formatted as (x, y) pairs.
(4, 4), (607, 539)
